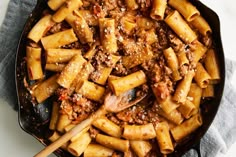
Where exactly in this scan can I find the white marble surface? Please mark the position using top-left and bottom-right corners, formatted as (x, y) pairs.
(0, 0), (236, 156)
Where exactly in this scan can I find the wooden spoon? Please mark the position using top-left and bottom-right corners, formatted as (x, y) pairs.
(34, 91), (146, 157)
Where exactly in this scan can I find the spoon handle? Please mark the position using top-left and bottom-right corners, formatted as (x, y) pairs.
(34, 107), (106, 157)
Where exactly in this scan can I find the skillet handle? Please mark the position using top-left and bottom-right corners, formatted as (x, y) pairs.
(192, 140), (201, 157)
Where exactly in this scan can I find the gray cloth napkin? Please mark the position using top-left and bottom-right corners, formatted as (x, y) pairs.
(0, 0), (236, 157)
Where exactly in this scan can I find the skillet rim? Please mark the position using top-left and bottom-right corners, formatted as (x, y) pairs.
(15, 0), (226, 156)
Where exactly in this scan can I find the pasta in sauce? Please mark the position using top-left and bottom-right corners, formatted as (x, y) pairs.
(26, 0), (220, 156)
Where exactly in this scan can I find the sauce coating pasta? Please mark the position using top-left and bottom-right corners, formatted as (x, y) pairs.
(26, 0), (220, 156)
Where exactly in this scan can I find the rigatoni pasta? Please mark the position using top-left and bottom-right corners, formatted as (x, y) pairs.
(155, 122), (174, 154)
(165, 10), (197, 43)
(65, 11), (93, 44)
(150, 0), (167, 20)
(26, 46), (44, 80)
(130, 140), (152, 157)
(41, 29), (78, 49)
(168, 0), (200, 21)
(52, 0), (83, 23)
(122, 123), (156, 140)
(57, 53), (86, 88)
(24, 0), (221, 156)
(171, 114), (202, 142)
(27, 15), (54, 43)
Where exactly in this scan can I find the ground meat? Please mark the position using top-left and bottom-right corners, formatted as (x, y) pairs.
(186, 51), (194, 63)
(56, 88), (71, 101)
(167, 31), (185, 52)
(115, 105), (149, 125)
(155, 23), (169, 50)
(201, 34), (213, 48)
(102, 0), (118, 11)
(61, 41), (81, 49)
(137, 0), (152, 11)
(122, 39), (143, 56)
(179, 64), (189, 77)
(56, 89), (99, 124)
(150, 63), (162, 83)
(113, 61), (128, 76)
(152, 81), (170, 100)
(89, 126), (100, 139)
(106, 113), (121, 125)
(90, 70), (102, 82)
(94, 50), (114, 67)
(49, 23), (62, 34)
(93, 3), (107, 18)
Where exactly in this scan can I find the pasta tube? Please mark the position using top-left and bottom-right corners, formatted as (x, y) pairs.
(194, 63), (211, 88)
(165, 10), (197, 43)
(173, 70), (195, 103)
(57, 121), (72, 136)
(99, 18), (118, 54)
(69, 62), (94, 93)
(191, 15), (212, 36)
(150, 0), (167, 20)
(188, 83), (202, 115)
(45, 63), (66, 72)
(125, 0), (139, 10)
(96, 134), (129, 152)
(49, 102), (60, 130)
(168, 0), (200, 22)
(155, 122), (174, 154)
(157, 106), (184, 125)
(163, 47), (182, 81)
(130, 140), (152, 157)
(109, 70), (147, 96)
(84, 144), (114, 157)
(77, 10), (98, 26)
(178, 100), (196, 119)
(57, 54), (86, 88)
(75, 80), (105, 102)
(155, 96), (180, 114)
(33, 74), (59, 103)
(92, 117), (122, 138)
(93, 55), (120, 85)
(57, 112), (72, 133)
(48, 0), (67, 11)
(27, 15), (55, 43)
(190, 40), (208, 66)
(66, 11), (93, 44)
(46, 48), (81, 63)
(171, 114), (202, 142)
(202, 84), (214, 98)
(177, 51), (189, 67)
(123, 123), (156, 140)
(26, 46), (44, 80)
(84, 42), (98, 60)
(52, 0), (83, 23)
(136, 17), (154, 30)
(204, 49), (220, 84)
(122, 45), (153, 69)
(120, 16), (136, 35)
(41, 29), (78, 49)
(67, 132), (92, 156)
(137, 29), (157, 45)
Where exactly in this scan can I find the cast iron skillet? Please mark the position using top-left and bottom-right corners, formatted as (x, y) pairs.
(15, 0), (225, 156)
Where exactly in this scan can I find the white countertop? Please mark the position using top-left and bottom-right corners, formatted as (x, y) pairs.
(0, 0), (236, 157)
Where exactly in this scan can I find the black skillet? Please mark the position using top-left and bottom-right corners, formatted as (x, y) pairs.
(15, 0), (225, 156)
